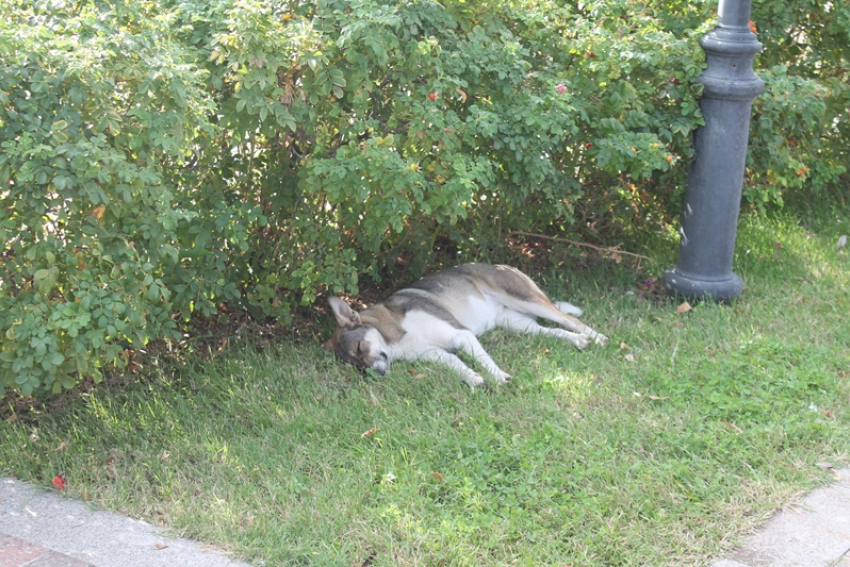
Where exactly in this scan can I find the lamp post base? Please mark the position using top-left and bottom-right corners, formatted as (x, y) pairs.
(662, 267), (743, 302)
(663, 0), (762, 305)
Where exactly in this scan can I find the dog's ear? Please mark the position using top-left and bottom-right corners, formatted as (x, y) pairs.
(328, 296), (361, 329)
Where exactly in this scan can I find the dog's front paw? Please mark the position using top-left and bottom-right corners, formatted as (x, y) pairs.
(463, 373), (486, 388)
(492, 371), (512, 384)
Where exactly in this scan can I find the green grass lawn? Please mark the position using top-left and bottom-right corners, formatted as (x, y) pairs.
(3, 202), (849, 566)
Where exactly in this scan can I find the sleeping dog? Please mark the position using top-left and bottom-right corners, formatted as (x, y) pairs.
(327, 263), (607, 386)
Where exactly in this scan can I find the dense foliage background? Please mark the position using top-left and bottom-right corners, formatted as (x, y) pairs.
(1, 0), (847, 396)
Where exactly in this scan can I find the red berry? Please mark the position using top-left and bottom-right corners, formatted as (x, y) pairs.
(429, 92), (437, 101)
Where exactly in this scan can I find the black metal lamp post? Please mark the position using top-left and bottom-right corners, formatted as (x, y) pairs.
(662, 0), (764, 301)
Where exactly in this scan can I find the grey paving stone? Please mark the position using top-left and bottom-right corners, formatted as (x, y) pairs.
(0, 478), (250, 567)
(712, 469), (850, 567)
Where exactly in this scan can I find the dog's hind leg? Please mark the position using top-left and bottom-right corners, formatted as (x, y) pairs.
(498, 310), (593, 349)
(554, 304), (608, 346)
(554, 301), (583, 316)
(514, 299), (609, 346)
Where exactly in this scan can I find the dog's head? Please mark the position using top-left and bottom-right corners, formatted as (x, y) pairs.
(326, 297), (390, 375)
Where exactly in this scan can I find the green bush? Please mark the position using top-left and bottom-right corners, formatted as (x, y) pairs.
(746, 2), (849, 206)
(1, 0), (846, 396)
(0, 3), (212, 395)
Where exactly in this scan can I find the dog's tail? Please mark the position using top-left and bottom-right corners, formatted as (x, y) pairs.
(555, 301), (583, 317)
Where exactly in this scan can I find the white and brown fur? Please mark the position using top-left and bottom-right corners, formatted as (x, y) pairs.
(327, 263), (608, 387)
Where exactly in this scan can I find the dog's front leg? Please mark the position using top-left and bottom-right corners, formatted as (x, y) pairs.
(452, 331), (512, 384)
(415, 348), (486, 387)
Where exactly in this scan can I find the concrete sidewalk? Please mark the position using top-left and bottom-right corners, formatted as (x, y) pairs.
(709, 468), (850, 567)
(2, 470), (849, 567)
(0, 477), (249, 567)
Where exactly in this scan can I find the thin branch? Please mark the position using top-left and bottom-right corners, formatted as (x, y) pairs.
(508, 231), (653, 262)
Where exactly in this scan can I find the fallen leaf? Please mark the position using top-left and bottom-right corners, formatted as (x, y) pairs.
(153, 544), (169, 551)
(676, 301), (692, 314)
(433, 472), (444, 482)
(647, 395), (669, 401)
(838, 235), (848, 250)
(619, 342), (629, 350)
(361, 427), (379, 438)
(624, 353), (635, 362)
(816, 462), (841, 480)
(539, 347), (551, 355)
(52, 474), (66, 490)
